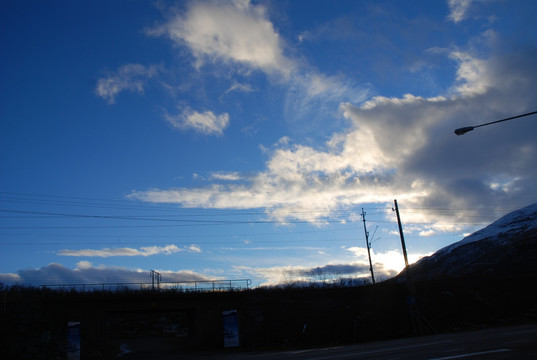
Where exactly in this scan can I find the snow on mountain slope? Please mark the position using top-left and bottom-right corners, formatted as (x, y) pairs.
(405, 203), (537, 281)
(438, 202), (537, 256)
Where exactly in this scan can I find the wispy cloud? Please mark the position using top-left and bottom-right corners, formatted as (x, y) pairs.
(58, 244), (195, 257)
(95, 63), (159, 104)
(209, 171), (242, 181)
(284, 72), (370, 128)
(224, 82), (255, 95)
(152, 1), (365, 118)
(165, 108), (230, 136)
(97, 1), (368, 135)
(188, 244), (202, 253)
(448, 0), (481, 23)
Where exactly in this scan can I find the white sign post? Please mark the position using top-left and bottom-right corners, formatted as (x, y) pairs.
(222, 310), (240, 348)
(67, 321), (81, 360)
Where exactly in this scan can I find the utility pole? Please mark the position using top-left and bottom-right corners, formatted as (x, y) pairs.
(362, 208), (375, 284)
(392, 199), (434, 335)
(393, 200), (410, 277)
(150, 270), (161, 291)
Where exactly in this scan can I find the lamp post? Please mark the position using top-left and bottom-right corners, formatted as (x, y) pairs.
(454, 110), (537, 136)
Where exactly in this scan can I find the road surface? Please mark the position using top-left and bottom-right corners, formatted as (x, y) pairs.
(181, 323), (537, 360)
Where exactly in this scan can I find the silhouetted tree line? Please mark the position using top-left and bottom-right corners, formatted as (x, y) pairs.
(2, 274), (537, 359)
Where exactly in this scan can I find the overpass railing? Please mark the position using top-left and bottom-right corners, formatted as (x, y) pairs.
(39, 279), (252, 292)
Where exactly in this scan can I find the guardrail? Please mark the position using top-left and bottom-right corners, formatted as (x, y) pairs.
(39, 279), (252, 292)
(161, 279), (253, 291)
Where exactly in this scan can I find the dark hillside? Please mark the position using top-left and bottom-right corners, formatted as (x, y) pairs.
(4, 204), (537, 358)
(401, 203), (537, 282)
(3, 274), (537, 359)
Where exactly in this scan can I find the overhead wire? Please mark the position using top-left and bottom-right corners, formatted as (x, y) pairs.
(0, 191), (503, 249)
(0, 191), (378, 215)
(1, 191), (513, 225)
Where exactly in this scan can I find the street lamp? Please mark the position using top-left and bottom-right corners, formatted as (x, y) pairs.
(454, 110), (537, 136)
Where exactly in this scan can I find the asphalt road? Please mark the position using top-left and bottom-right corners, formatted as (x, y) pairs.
(182, 323), (537, 360)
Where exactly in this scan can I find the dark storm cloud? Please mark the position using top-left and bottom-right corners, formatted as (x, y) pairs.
(342, 46), (537, 226)
(297, 263), (370, 277)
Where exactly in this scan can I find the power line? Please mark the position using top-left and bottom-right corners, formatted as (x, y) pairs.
(6, 191), (517, 215)
(0, 208), (500, 224)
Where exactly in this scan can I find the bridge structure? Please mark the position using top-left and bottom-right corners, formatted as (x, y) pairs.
(39, 278), (252, 292)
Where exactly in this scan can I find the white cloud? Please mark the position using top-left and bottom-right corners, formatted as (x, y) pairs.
(58, 244), (181, 257)
(150, 0), (294, 78)
(99, 2), (367, 132)
(449, 51), (491, 96)
(153, 1), (368, 123)
(130, 43), (537, 228)
(224, 82), (255, 95)
(188, 244), (202, 253)
(129, 110), (424, 223)
(419, 229), (436, 237)
(448, 0), (474, 23)
(209, 171), (242, 181)
(165, 108), (230, 136)
(0, 272), (21, 284)
(95, 63), (159, 104)
(76, 260), (93, 269)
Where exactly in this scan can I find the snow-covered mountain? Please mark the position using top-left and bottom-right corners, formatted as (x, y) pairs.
(403, 203), (537, 281)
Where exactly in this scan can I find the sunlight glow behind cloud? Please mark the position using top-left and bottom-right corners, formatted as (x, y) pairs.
(232, 246), (425, 286)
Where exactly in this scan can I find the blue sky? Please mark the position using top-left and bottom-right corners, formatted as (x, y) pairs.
(1, 0), (537, 287)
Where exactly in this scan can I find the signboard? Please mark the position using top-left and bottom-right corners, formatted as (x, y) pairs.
(222, 310), (240, 348)
(67, 321), (81, 360)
